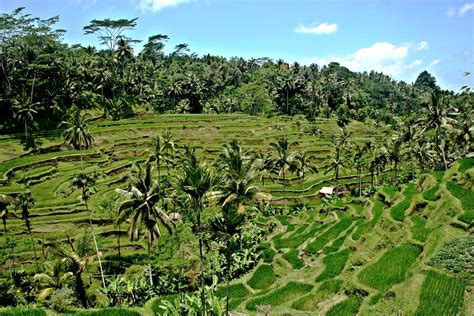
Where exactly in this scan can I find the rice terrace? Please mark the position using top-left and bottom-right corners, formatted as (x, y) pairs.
(0, 1), (473, 315)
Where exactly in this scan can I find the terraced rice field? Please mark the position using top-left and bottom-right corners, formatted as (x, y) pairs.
(1, 114), (472, 315)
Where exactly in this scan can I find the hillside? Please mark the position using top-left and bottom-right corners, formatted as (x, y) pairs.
(0, 114), (472, 315)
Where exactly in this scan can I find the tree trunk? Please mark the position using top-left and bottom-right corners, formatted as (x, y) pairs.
(85, 199), (106, 288)
(358, 167), (362, 198)
(335, 167), (339, 196)
(117, 223), (121, 260)
(27, 227), (39, 272)
(226, 237), (231, 316)
(147, 241), (153, 286)
(197, 202), (206, 316)
(76, 272), (88, 308)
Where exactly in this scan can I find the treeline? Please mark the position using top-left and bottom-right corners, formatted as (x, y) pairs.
(0, 7), (472, 135)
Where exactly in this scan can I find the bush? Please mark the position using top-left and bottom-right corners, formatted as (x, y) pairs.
(358, 244), (422, 291)
(49, 287), (77, 312)
(247, 264), (276, 290)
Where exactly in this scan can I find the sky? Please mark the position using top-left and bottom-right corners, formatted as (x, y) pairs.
(1, 0), (473, 91)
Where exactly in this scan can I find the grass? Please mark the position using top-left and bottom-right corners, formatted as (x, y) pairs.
(282, 249), (304, 269)
(216, 283), (250, 299)
(411, 216), (430, 242)
(245, 281), (314, 311)
(390, 183), (416, 222)
(423, 183), (439, 201)
(258, 244), (276, 263)
(447, 181), (474, 224)
(68, 309), (140, 316)
(0, 309), (46, 316)
(326, 297), (361, 316)
(458, 157), (474, 173)
(305, 217), (353, 254)
(316, 248), (352, 282)
(247, 264), (276, 290)
(291, 279), (343, 311)
(415, 270), (465, 316)
(352, 200), (383, 241)
(358, 244), (422, 291)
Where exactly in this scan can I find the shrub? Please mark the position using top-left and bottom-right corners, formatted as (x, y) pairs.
(415, 271), (465, 316)
(316, 248), (352, 282)
(49, 287), (77, 312)
(245, 282), (313, 311)
(247, 264), (276, 290)
(428, 237), (473, 275)
(358, 244), (422, 291)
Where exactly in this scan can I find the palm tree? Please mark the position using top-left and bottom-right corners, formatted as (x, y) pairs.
(270, 137), (297, 205)
(55, 235), (96, 308)
(416, 89), (456, 170)
(279, 74), (297, 113)
(255, 152), (274, 190)
(116, 160), (171, 286)
(167, 76), (183, 108)
(0, 194), (14, 234)
(324, 148), (345, 196)
(217, 140), (268, 213)
(176, 151), (218, 314)
(292, 151), (318, 208)
(352, 145), (365, 197)
(71, 172), (105, 288)
(13, 93), (39, 142)
(61, 107), (94, 163)
(34, 260), (73, 300)
(210, 204), (245, 315)
(14, 193), (39, 271)
(335, 126), (354, 151)
(388, 138), (402, 184)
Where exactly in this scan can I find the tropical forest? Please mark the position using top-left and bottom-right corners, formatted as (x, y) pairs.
(0, 2), (472, 316)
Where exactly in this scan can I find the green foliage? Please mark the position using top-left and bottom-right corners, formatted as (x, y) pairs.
(215, 283), (250, 299)
(71, 309), (140, 316)
(291, 279), (342, 311)
(282, 249), (304, 269)
(358, 244), (422, 291)
(151, 294), (179, 315)
(411, 216), (430, 242)
(415, 271), (465, 316)
(390, 183), (416, 222)
(48, 287), (77, 312)
(458, 158), (474, 173)
(316, 248), (352, 281)
(326, 296), (361, 316)
(247, 264), (276, 290)
(257, 244), (276, 263)
(428, 237), (473, 275)
(447, 181), (474, 224)
(245, 281), (313, 311)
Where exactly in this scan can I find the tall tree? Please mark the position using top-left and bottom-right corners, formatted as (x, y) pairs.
(292, 151), (318, 208)
(324, 147), (345, 195)
(14, 193), (38, 271)
(115, 160), (171, 285)
(83, 18), (139, 51)
(71, 172), (106, 288)
(61, 108), (94, 161)
(270, 137), (297, 204)
(12, 93), (39, 143)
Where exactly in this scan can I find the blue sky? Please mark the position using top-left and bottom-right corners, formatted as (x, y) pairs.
(2, 0), (473, 90)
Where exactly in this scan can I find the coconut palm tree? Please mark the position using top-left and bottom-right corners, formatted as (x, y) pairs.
(150, 134), (172, 179)
(335, 126), (354, 151)
(55, 235), (96, 308)
(352, 144), (365, 197)
(254, 152), (274, 190)
(116, 160), (171, 286)
(60, 107), (94, 163)
(71, 172), (105, 288)
(270, 137), (297, 204)
(388, 137), (402, 184)
(34, 260), (73, 300)
(0, 194), (15, 234)
(292, 151), (318, 208)
(12, 93), (39, 142)
(14, 193), (38, 271)
(324, 148), (345, 195)
(176, 151), (218, 314)
(210, 204), (245, 316)
(217, 140), (268, 213)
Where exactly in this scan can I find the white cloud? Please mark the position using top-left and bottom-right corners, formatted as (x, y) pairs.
(303, 42), (426, 78)
(294, 23), (338, 34)
(447, 2), (474, 16)
(416, 41), (429, 51)
(137, 0), (190, 12)
(459, 2), (474, 15)
(428, 59), (441, 68)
